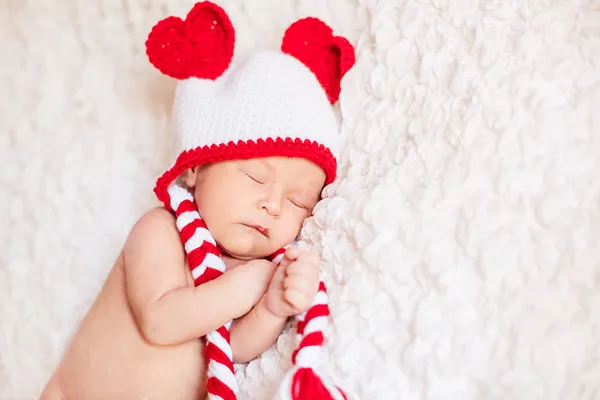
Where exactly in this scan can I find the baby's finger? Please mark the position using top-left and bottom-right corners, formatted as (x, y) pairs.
(283, 287), (311, 313)
(283, 274), (318, 296)
(268, 262), (287, 290)
(297, 252), (320, 270)
(286, 258), (320, 277)
(284, 246), (301, 262)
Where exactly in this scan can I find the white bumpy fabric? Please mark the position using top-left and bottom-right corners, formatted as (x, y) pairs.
(3, 1), (600, 400)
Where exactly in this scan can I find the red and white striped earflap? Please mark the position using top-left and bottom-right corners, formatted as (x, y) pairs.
(146, 2), (356, 399)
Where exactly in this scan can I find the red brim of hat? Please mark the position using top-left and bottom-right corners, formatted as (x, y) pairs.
(154, 137), (337, 207)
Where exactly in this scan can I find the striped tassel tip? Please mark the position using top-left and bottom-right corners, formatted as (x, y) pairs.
(275, 366), (348, 400)
(274, 281), (349, 400)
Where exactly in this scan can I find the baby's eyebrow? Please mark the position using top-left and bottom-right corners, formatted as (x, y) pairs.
(258, 159), (276, 173)
(290, 187), (318, 202)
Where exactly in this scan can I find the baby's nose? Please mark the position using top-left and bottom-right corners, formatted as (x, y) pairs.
(261, 198), (282, 217)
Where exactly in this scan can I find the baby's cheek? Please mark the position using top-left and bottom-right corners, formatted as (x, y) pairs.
(289, 215), (306, 237)
(271, 222), (299, 247)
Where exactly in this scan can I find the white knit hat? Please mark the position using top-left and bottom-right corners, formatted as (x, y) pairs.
(148, 1), (355, 205)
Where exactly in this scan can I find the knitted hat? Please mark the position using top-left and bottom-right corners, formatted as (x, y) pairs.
(149, 1), (355, 205)
(145, 2), (355, 399)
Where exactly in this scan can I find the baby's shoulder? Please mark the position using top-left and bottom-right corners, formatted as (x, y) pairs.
(134, 207), (176, 228)
(124, 207), (181, 253)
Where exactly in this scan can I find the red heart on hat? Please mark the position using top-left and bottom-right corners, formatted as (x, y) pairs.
(281, 17), (355, 104)
(146, 1), (235, 80)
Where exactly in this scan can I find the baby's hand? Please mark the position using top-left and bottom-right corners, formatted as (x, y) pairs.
(229, 259), (277, 312)
(264, 247), (321, 318)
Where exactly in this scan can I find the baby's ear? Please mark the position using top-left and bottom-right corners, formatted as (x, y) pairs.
(180, 167), (198, 189)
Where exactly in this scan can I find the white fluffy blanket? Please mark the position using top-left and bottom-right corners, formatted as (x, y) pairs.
(2, 0), (600, 399)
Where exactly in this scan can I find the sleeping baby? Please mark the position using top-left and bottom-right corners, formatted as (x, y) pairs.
(40, 2), (355, 399)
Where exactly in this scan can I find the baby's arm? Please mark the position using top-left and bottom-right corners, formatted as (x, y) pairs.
(230, 246), (321, 363)
(229, 297), (287, 363)
(123, 208), (272, 346)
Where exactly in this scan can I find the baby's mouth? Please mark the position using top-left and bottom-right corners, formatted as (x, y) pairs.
(244, 224), (269, 238)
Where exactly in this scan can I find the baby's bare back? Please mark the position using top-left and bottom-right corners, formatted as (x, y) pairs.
(41, 253), (206, 400)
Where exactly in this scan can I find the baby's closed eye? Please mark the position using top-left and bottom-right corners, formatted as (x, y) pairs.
(239, 166), (268, 184)
(287, 197), (307, 209)
(245, 171), (264, 184)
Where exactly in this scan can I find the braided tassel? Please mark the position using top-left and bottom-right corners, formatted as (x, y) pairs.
(274, 281), (348, 400)
(168, 185), (238, 400)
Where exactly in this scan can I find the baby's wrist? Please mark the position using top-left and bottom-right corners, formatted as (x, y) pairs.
(258, 296), (289, 321)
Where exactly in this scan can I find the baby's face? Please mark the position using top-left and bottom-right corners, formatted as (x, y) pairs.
(185, 157), (326, 260)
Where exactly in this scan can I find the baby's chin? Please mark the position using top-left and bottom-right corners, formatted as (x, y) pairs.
(216, 234), (273, 261)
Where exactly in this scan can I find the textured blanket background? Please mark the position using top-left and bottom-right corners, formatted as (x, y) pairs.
(2, 0), (600, 399)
